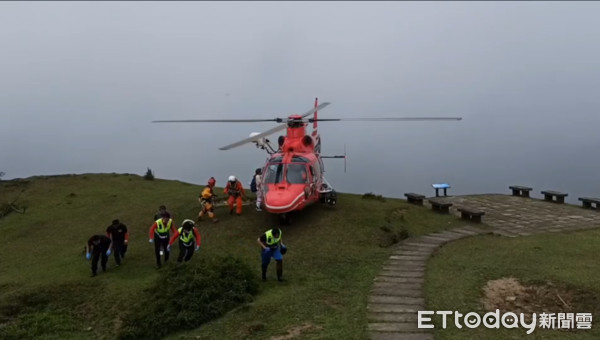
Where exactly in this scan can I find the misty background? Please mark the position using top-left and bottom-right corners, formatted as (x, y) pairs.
(1, 2), (599, 204)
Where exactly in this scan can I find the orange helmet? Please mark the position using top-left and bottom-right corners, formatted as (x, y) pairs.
(208, 177), (216, 187)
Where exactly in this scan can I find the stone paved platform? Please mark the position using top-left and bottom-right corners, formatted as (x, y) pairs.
(368, 194), (600, 339)
(443, 194), (600, 237)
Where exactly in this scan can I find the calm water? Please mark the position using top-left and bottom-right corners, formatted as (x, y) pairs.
(4, 113), (598, 206)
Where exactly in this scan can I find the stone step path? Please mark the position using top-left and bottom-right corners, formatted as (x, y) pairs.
(368, 226), (490, 340)
(368, 194), (600, 339)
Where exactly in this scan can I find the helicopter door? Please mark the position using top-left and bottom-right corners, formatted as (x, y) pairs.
(308, 165), (317, 196)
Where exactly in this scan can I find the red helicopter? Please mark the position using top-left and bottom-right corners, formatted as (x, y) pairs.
(153, 99), (461, 223)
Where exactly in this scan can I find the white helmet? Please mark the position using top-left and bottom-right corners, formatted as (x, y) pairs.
(182, 219), (195, 229)
(228, 175), (236, 182)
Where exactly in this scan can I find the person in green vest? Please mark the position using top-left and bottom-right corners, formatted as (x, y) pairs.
(149, 212), (177, 268)
(167, 219), (201, 263)
(257, 227), (287, 282)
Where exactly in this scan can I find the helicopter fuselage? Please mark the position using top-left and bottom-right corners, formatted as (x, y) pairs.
(260, 121), (328, 214)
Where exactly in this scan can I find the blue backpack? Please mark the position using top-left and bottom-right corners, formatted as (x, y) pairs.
(250, 175), (257, 193)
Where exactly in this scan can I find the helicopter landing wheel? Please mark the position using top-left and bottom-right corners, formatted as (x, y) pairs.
(321, 190), (337, 206)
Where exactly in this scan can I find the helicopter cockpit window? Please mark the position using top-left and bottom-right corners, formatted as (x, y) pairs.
(264, 163), (284, 184)
(286, 163), (308, 184)
(268, 156), (283, 163)
(291, 156), (309, 163)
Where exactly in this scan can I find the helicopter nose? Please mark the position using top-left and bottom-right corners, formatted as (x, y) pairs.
(264, 186), (305, 213)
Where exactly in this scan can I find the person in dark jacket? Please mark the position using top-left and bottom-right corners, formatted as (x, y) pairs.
(106, 219), (129, 266)
(86, 234), (112, 277)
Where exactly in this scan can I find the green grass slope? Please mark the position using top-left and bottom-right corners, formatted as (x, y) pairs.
(0, 173), (466, 339)
(426, 231), (600, 339)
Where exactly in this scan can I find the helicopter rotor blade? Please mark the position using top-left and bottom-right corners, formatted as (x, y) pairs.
(152, 118), (283, 123)
(309, 117), (462, 122)
(152, 102), (330, 124)
(218, 102), (331, 150)
(219, 123), (289, 150)
(299, 102), (330, 118)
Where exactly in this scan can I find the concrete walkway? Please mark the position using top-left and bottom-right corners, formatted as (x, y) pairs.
(367, 194), (600, 340)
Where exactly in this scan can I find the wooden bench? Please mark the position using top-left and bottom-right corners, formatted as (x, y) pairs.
(457, 207), (485, 223)
(404, 192), (425, 205)
(428, 198), (453, 213)
(509, 185), (532, 198)
(541, 190), (568, 204)
(431, 183), (450, 197)
(578, 197), (600, 210)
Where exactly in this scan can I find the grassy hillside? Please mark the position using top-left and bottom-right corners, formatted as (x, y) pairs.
(426, 231), (600, 339)
(0, 173), (466, 339)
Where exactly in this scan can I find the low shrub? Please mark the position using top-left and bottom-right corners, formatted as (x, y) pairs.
(143, 168), (154, 180)
(117, 256), (259, 339)
(362, 192), (385, 202)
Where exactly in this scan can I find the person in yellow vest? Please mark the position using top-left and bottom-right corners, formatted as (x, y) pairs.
(257, 227), (287, 282)
(149, 212), (177, 268)
(198, 177), (219, 223)
(167, 219), (201, 263)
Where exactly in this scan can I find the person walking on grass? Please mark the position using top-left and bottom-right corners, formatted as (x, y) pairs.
(257, 227), (287, 282)
(168, 219), (201, 263)
(86, 234), (112, 277)
(149, 212), (177, 268)
(198, 177), (219, 223)
(225, 175), (246, 216)
(153, 205), (171, 222)
(106, 219), (129, 266)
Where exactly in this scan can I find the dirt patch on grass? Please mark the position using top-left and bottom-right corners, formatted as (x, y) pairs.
(321, 295), (344, 311)
(269, 323), (322, 340)
(482, 277), (574, 315)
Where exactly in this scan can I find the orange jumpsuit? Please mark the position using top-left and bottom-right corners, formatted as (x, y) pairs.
(225, 180), (245, 215)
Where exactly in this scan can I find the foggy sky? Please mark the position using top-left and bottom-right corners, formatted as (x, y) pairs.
(1, 2), (599, 203)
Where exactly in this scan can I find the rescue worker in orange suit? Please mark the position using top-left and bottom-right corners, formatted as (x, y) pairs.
(106, 219), (129, 266)
(225, 175), (246, 215)
(167, 219), (201, 263)
(257, 227), (287, 282)
(198, 177), (219, 223)
(149, 212), (177, 268)
(86, 234), (112, 277)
